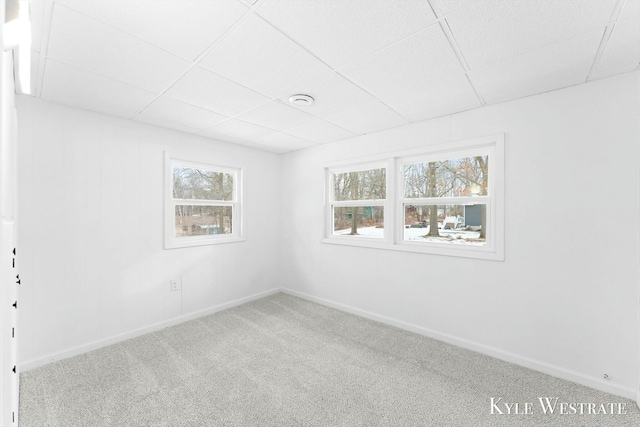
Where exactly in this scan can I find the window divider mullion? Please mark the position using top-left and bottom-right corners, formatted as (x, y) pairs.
(385, 156), (394, 245)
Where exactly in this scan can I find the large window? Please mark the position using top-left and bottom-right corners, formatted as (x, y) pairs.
(324, 135), (504, 260)
(165, 154), (242, 248)
(400, 152), (489, 247)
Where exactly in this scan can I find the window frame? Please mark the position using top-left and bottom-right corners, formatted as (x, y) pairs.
(323, 134), (504, 261)
(325, 160), (390, 244)
(164, 153), (244, 249)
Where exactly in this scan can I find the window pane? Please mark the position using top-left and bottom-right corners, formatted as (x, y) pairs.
(333, 206), (384, 238)
(404, 204), (486, 246)
(175, 205), (233, 237)
(333, 168), (386, 201)
(404, 156), (488, 198)
(173, 167), (233, 200)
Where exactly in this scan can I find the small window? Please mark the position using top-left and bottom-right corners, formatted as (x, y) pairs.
(165, 154), (243, 249)
(327, 165), (387, 239)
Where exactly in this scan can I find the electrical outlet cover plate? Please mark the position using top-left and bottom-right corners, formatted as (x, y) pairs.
(170, 280), (180, 291)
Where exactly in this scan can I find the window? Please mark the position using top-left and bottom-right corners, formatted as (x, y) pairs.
(400, 151), (489, 247)
(324, 135), (504, 260)
(165, 154), (243, 248)
(327, 164), (387, 239)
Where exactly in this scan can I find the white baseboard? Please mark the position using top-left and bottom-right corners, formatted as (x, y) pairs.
(20, 286), (638, 403)
(282, 288), (636, 401)
(20, 288), (281, 372)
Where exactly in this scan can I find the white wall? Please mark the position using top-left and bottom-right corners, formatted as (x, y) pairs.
(15, 72), (639, 400)
(16, 96), (281, 368)
(280, 72), (640, 399)
(0, 0), (20, 422)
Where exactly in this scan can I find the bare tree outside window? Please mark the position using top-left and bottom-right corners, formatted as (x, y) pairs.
(171, 166), (237, 240)
(324, 136), (502, 259)
(173, 167), (233, 200)
(331, 167), (386, 237)
(403, 155), (489, 245)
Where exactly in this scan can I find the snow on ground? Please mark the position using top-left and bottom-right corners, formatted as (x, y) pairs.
(334, 226), (486, 246)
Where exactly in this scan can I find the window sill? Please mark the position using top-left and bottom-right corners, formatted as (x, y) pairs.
(165, 236), (245, 250)
(321, 237), (504, 261)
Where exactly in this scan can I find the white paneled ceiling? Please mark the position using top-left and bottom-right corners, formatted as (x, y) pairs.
(256, 0), (439, 69)
(199, 14), (334, 99)
(28, 0), (640, 153)
(469, 29), (607, 104)
(164, 66), (269, 117)
(41, 59), (158, 118)
(53, 0), (248, 61)
(135, 96), (228, 131)
(46, 5), (192, 92)
(201, 119), (276, 147)
(443, 0), (618, 69)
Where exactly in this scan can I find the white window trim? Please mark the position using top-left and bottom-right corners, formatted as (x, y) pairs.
(325, 160), (391, 245)
(322, 134), (505, 261)
(164, 153), (244, 249)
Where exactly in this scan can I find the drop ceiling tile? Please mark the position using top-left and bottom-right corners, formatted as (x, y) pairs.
(257, 0), (437, 69)
(133, 115), (201, 135)
(41, 59), (157, 118)
(469, 29), (604, 105)
(278, 72), (378, 119)
(200, 14), (333, 98)
(47, 4), (191, 92)
(590, 17), (640, 79)
(255, 132), (317, 153)
(55, 0), (247, 61)
(446, 0), (618, 69)
(284, 119), (355, 144)
(619, 0), (640, 20)
(324, 101), (409, 134)
(200, 119), (277, 142)
(235, 100), (317, 131)
(429, 0), (476, 16)
(340, 24), (467, 111)
(388, 74), (481, 122)
(165, 66), (270, 117)
(137, 96), (228, 130)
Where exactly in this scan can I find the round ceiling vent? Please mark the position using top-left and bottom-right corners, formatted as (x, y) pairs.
(289, 94), (314, 106)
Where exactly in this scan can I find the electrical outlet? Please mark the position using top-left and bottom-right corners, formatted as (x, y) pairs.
(170, 279), (181, 292)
